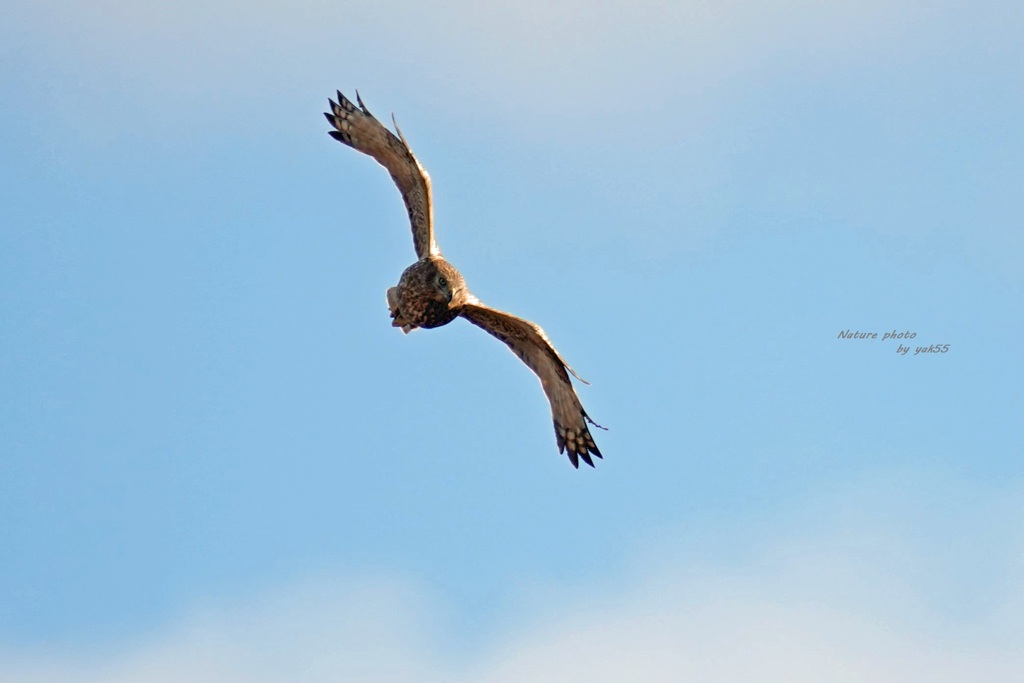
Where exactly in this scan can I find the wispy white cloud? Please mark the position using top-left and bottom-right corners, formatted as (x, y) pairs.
(11, 0), (929, 137)
(5, 477), (1023, 682)
(1, 577), (444, 683)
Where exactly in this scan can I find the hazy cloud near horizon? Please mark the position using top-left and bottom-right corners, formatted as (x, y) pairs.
(5, 475), (1023, 683)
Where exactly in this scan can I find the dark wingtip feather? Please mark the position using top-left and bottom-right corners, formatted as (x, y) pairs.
(555, 421), (603, 469)
(328, 130), (351, 144)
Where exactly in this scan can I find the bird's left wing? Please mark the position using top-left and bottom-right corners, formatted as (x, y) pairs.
(459, 302), (604, 468)
(325, 91), (440, 259)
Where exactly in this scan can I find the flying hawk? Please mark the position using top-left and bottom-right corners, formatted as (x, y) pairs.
(325, 91), (604, 467)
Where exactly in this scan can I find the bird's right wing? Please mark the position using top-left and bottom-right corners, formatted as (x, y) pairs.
(325, 91), (440, 259)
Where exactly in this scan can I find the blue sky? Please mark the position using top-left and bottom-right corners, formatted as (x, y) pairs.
(2, 0), (1023, 679)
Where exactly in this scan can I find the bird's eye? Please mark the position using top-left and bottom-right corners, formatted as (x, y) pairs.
(438, 277), (448, 287)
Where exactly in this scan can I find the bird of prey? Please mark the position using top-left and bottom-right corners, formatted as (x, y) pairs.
(325, 91), (604, 467)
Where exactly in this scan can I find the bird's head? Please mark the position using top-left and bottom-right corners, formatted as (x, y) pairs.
(429, 259), (468, 307)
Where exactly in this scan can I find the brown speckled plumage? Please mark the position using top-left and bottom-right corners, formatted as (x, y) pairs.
(326, 91), (605, 468)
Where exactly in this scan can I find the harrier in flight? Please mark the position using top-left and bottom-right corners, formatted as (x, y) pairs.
(325, 91), (604, 467)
